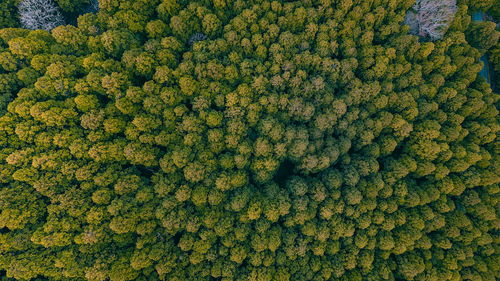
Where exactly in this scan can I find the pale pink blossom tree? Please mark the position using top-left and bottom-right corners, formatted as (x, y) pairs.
(404, 0), (458, 41)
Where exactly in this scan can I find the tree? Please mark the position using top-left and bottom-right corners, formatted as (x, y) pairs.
(0, 0), (498, 280)
(0, 0), (19, 28)
(396, 252), (425, 280)
(55, 0), (90, 12)
(18, 0), (65, 31)
(466, 21), (500, 51)
(404, 0), (458, 41)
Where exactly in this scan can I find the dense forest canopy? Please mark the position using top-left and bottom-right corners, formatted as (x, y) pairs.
(0, 0), (499, 280)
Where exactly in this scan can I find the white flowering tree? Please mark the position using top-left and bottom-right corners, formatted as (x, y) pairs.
(404, 0), (458, 41)
(18, 0), (65, 31)
(188, 32), (208, 45)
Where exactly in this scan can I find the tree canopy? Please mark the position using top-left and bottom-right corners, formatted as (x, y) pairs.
(0, 0), (498, 281)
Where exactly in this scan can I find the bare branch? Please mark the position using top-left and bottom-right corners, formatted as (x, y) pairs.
(404, 0), (458, 41)
(18, 0), (65, 31)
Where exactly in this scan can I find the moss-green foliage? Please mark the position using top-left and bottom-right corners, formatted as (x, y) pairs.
(466, 21), (500, 51)
(486, 1), (500, 91)
(489, 1), (500, 22)
(0, 0), (20, 29)
(459, 0), (496, 12)
(0, 1), (499, 280)
(54, 0), (90, 12)
(490, 42), (500, 90)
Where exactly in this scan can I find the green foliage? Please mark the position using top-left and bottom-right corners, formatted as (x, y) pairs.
(54, 0), (90, 12)
(0, 1), (499, 281)
(490, 42), (500, 89)
(466, 21), (500, 51)
(489, 1), (500, 22)
(459, 0), (496, 12)
(0, 0), (19, 29)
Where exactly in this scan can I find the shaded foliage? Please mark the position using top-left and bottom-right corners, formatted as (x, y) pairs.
(0, 0), (19, 29)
